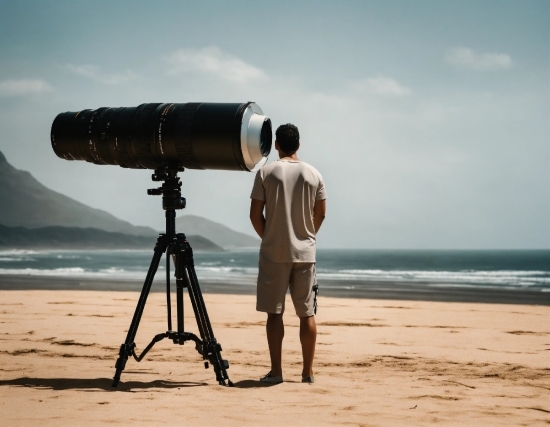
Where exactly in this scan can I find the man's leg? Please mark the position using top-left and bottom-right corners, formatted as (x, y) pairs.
(266, 313), (284, 377)
(299, 315), (317, 377)
(289, 262), (317, 378)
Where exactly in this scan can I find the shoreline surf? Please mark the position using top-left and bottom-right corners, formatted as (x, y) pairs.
(1, 274), (548, 305)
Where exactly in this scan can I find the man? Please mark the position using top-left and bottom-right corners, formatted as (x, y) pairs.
(250, 123), (327, 385)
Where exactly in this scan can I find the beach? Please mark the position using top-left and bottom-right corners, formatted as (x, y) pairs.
(0, 288), (548, 426)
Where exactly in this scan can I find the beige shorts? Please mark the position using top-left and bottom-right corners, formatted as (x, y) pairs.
(256, 254), (316, 317)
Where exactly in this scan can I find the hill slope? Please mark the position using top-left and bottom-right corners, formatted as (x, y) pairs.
(176, 215), (260, 249)
(0, 151), (156, 236)
(0, 224), (223, 251)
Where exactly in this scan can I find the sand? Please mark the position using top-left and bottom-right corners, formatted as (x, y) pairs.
(0, 290), (548, 426)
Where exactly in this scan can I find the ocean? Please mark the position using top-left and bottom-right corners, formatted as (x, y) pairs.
(0, 248), (548, 292)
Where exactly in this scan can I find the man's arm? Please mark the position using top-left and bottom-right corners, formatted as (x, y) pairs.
(250, 198), (266, 238)
(313, 199), (326, 233)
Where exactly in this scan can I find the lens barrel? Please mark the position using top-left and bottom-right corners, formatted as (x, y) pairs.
(50, 102), (272, 172)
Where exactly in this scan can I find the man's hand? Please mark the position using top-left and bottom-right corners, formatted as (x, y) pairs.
(250, 198), (266, 238)
(313, 199), (326, 233)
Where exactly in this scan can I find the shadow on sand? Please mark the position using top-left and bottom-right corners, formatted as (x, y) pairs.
(0, 377), (207, 391)
(232, 379), (281, 388)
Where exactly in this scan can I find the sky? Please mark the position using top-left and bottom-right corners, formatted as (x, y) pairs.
(0, 0), (548, 249)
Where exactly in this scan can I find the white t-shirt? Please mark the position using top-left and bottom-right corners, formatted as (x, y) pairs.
(250, 160), (327, 263)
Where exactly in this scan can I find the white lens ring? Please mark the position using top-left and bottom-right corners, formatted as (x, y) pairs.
(240, 103), (270, 171)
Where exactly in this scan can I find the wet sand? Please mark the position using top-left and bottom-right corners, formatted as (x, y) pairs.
(0, 289), (549, 426)
(1, 274), (548, 305)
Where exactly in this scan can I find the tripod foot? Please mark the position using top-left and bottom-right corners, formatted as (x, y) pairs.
(112, 343), (134, 387)
(112, 376), (120, 388)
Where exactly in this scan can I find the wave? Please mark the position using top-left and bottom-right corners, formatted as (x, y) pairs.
(0, 267), (146, 280)
(0, 266), (258, 285)
(0, 249), (41, 256)
(1, 266), (548, 289)
(316, 269), (550, 287)
(0, 248), (152, 256)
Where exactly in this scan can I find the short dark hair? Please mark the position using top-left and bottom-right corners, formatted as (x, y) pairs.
(275, 123), (300, 154)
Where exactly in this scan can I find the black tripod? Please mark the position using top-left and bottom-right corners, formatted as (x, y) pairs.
(112, 166), (232, 387)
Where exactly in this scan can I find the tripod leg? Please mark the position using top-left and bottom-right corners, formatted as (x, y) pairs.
(175, 234), (233, 386)
(188, 267), (232, 385)
(174, 249), (185, 344)
(112, 236), (168, 387)
(166, 246), (172, 331)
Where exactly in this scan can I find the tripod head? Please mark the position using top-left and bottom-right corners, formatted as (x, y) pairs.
(147, 166), (186, 211)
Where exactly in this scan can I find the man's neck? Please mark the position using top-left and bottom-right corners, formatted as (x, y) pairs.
(278, 152), (299, 161)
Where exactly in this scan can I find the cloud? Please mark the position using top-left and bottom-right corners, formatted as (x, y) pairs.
(166, 46), (268, 83)
(350, 76), (411, 96)
(445, 47), (513, 70)
(0, 79), (53, 96)
(67, 64), (136, 84)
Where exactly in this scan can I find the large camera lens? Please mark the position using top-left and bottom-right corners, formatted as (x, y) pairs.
(50, 102), (272, 172)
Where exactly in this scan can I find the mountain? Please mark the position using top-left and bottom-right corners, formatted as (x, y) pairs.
(0, 151), (156, 236)
(176, 215), (260, 249)
(0, 224), (223, 251)
(0, 151), (256, 250)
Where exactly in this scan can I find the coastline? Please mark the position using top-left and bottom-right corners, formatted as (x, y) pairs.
(0, 273), (548, 305)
